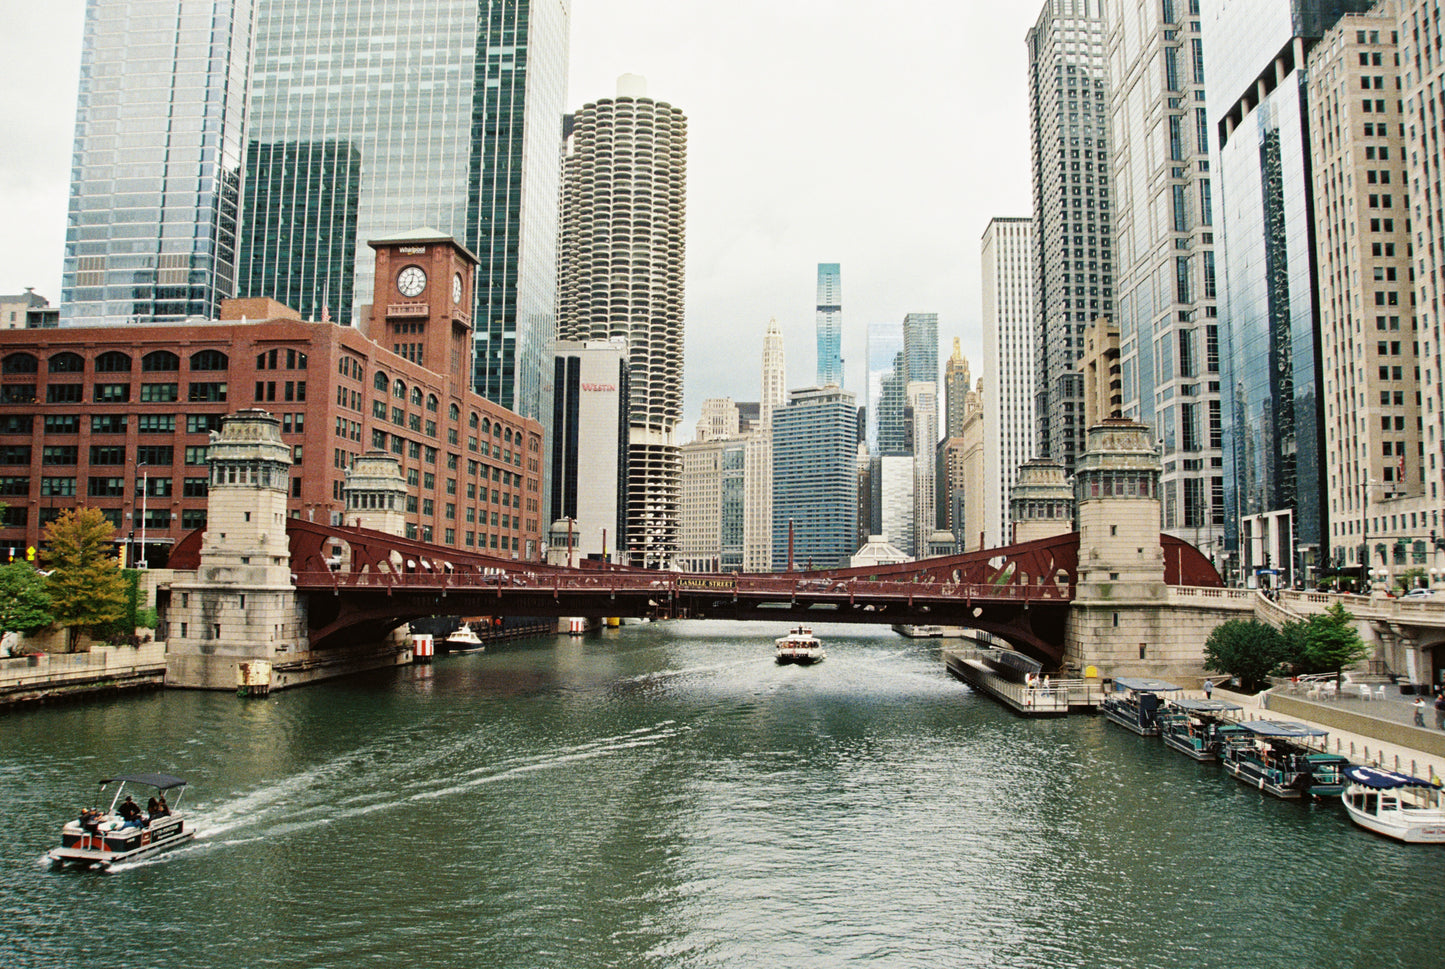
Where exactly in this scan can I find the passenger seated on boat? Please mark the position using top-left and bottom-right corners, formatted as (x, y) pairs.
(79, 808), (103, 834)
(118, 795), (144, 828)
(152, 794), (170, 819)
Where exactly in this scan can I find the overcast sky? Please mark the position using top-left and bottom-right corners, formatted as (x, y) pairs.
(0, 1), (1040, 432)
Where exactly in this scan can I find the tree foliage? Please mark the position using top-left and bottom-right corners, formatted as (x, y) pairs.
(1303, 602), (1372, 683)
(0, 561), (54, 636)
(1203, 618), (1285, 693)
(41, 508), (127, 648)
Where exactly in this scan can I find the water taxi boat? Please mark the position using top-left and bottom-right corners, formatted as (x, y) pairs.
(1220, 721), (1351, 799)
(49, 773), (193, 870)
(775, 626), (825, 665)
(1341, 766), (1445, 843)
(444, 622), (485, 653)
(1159, 697), (1244, 761)
(1101, 677), (1183, 735)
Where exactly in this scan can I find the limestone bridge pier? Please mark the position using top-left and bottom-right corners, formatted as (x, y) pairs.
(156, 412), (1251, 692)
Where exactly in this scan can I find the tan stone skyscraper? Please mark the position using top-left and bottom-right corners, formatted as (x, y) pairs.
(559, 75), (687, 567)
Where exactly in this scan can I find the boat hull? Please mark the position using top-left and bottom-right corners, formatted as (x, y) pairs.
(1222, 755), (1303, 799)
(1161, 731), (1218, 761)
(1101, 700), (1161, 736)
(776, 650), (825, 666)
(49, 821), (193, 869)
(1342, 803), (1445, 843)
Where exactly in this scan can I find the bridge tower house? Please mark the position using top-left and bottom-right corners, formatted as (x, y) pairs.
(343, 452), (408, 537)
(166, 409), (308, 689)
(1008, 458), (1074, 545)
(1064, 418), (1187, 680)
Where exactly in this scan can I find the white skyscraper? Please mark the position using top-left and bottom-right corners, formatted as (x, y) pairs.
(746, 318), (787, 571)
(982, 217), (1037, 549)
(909, 380), (938, 557)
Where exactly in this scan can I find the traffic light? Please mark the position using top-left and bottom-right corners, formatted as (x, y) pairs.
(1264, 552), (1271, 568)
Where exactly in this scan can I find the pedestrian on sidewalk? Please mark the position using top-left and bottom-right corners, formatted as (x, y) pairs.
(1414, 696), (1427, 727)
(1203, 679), (1214, 700)
(1434, 692), (1445, 731)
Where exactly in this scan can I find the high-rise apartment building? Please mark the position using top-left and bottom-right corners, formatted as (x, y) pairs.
(816, 263), (844, 387)
(1027, 0), (1114, 474)
(903, 313), (939, 395)
(745, 318), (787, 571)
(773, 386), (858, 569)
(1107, 0), (1224, 554)
(981, 216), (1037, 550)
(1308, 3), (1426, 583)
(62, 0), (258, 326)
(558, 75), (687, 568)
(1402, 0), (1445, 562)
(1203, 0), (1375, 586)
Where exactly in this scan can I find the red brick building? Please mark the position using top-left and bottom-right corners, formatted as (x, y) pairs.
(0, 232), (544, 563)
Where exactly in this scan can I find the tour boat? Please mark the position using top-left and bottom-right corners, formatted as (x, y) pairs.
(1341, 765), (1445, 843)
(1159, 697), (1244, 761)
(444, 622), (485, 653)
(1101, 677), (1183, 736)
(49, 773), (193, 870)
(1220, 721), (1352, 799)
(775, 626), (826, 665)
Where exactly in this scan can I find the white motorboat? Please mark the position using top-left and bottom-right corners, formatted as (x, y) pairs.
(444, 622), (485, 653)
(1341, 766), (1445, 843)
(775, 626), (826, 665)
(49, 773), (194, 869)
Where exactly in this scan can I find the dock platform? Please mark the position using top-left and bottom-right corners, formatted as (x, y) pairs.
(943, 647), (1101, 717)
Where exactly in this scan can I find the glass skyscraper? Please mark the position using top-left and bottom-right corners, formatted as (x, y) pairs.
(865, 320), (903, 454)
(815, 263), (844, 387)
(62, 0), (257, 325)
(238, 0), (570, 421)
(773, 386), (859, 570)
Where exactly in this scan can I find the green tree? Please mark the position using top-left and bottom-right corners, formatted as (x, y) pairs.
(0, 562), (54, 643)
(1203, 618), (1285, 693)
(1304, 602), (1373, 687)
(41, 507), (127, 651)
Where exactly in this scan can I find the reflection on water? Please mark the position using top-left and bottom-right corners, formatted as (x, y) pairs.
(3, 620), (1442, 968)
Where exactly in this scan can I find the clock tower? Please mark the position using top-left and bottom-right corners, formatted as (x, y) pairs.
(367, 228), (478, 384)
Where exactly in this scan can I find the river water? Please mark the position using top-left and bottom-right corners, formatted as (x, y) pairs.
(3, 621), (1441, 968)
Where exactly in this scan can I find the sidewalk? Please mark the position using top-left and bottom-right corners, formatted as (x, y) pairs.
(1215, 683), (1445, 784)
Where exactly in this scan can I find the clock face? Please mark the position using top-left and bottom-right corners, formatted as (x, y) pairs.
(452, 272), (463, 304)
(397, 265), (427, 298)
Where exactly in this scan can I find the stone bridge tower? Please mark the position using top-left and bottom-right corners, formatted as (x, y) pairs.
(166, 410), (307, 689)
(343, 451), (408, 537)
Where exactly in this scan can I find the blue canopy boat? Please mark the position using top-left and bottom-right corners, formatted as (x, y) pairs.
(1341, 766), (1445, 843)
(1220, 721), (1351, 799)
(1101, 677), (1183, 736)
(1159, 697), (1244, 761)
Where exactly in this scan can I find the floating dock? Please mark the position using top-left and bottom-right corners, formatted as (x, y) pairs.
(943, 647), (1101, 717)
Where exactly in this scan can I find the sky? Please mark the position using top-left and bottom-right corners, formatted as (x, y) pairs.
(0, 0), (1041, 433)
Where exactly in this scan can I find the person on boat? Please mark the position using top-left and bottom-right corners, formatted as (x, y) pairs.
(79, 807), (103, 833)
(118, 795), (143, 827)
(147, 796), (160, 817)
(155, 794), (169, 817)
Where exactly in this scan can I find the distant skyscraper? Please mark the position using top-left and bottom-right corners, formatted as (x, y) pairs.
(943, 339), (971, 438)
(746, 318), (786, 571)
(550, 339), (628, 562)
(1027, 0), (1113, 473)
(981, 217), (1036, 549)
(1107, 0), (1224, 554)
(1203, 0), (1374, 585)
(760, 318), (787, 429)
(695, 398), (740, 441)
(240, 0), (571, 422)
(866, 321), (904, 454)
(816, 263), (844, 387)
(62, 0), (258, 325)
(909, 380), (938, 558)
(902, 312), (939, 395)
(773, 386), (858, 569)
(559, 75), (688, 567)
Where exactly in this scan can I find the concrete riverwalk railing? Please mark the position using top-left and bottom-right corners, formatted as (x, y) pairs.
(0, 643), (166, 706)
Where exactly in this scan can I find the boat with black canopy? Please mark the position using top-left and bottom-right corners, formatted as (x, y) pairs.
(1341, 766), (1445, 843)
(1101, 677), (1182, 736)
(1159, 697), (1244, 761)
(48, 773), (193, 870)
(1220, 721), (1351, 799)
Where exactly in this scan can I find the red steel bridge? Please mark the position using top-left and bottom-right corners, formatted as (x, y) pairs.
(169, 520), (1222, 666)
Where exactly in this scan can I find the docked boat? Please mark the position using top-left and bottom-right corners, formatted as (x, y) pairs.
(1341, 766), (1445, 843)
(444, 622), (485, 653)
(1159, 697), (1244, 761)
(775, 626), (826, 665)
(1220, 721), (1352, 799)
(49, 773), (193, 870)
(1101, 677), (1183, 735)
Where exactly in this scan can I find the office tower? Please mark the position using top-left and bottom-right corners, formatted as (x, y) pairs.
(760, 317), (787, 428)
(1203, 0), (1374, 586)
(773, 386), (858, 569)
(745, 319), (787, 571)
(909, 380), (938, 557)
(1028, 0), (1103, 473)
(1027, 0), (1113, 474)
(869, 455), (915, 557)
(559, 75), (687, 568)
(816, 263), (844, 386)
(62, 0), (258, 325)
(1401, 0), (1445, 552)
(679, 439), (726, 572)
(696, 398), (740, 441)
(1107, 0), (1224, 555)
(902, 312), (939, 398)
(1309, 4), (1424, 582)
(960, 379), (987, 551)
(866, 321), (904, 453)
(981, 217), (1037, 550)
(943, 339), (971, 438)
(550, 339), (629, 562)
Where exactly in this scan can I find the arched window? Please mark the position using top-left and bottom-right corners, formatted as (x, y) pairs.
(483, 418), (493, 435)
(189, 350), (228, 371)
(48, 352), (85, 373)
(410, 386), (423, 406)
(504, 427), (513, 444)
(95, 351), (132, 372)
(393, 379), (406, 400)
(141, 350), (180, 372)
(373, 371), (389, 392)
(1, 353), (37, 374)
(468, 411), (479, 429)
(429, 395), (441, 414)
